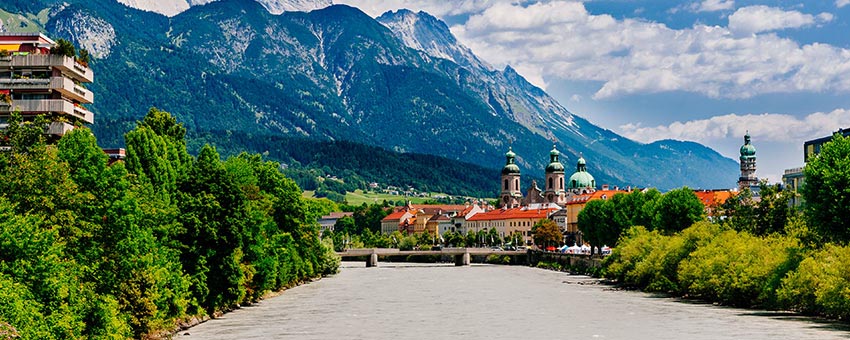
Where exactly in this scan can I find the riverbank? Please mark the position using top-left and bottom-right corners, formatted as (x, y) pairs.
(605, 222), (850, 322)
(166, 276), (326, 338)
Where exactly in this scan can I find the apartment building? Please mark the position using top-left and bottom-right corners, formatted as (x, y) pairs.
(0, 33), (94, 136)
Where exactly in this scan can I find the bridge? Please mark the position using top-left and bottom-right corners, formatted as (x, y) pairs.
(337, 248), (527, 267)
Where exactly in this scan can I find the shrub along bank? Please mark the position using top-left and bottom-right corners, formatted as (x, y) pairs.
(604, 222), (850, 320)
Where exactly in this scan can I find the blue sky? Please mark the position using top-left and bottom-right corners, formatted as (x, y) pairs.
(335, 0), (850, 184)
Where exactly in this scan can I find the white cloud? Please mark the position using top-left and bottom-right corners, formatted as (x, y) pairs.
(696, 0), (735, 12)
(449, 1), (850, 99)
(618, 109), (850, 145)
(837, 0), (850, 9)
(728, 5), (832, 35)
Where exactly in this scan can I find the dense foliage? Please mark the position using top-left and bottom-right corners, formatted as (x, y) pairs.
(0, 110), (339, 338)
(578, 188), (703, 251)
(801, 133), (850, 244)
(603, 134), (850, 320)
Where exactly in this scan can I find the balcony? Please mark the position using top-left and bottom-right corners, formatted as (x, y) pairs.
(0, 54), (93, 83)
(0, 99), (94, 124)
(46, 121), (74, 136)
(0, 77), (93, 104)
(0, 77), (51, 90)
(50, 77), (93, 103)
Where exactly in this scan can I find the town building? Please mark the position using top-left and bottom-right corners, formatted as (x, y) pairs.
(317, 212), (354, 233)
(452, 204), (486, 235)
(803, 127), (850, 162)
(465, 206), (560, 245)
(495, 145), (602, 245)
(782, 127), (848, 206)
(381, 202), (472, 235)
(737, 132), (759, 192)
(692, 189), (735, 220)
(0, 33), (94, 137)
(563, 189), (627, 244)
(782, 167), (805, 206)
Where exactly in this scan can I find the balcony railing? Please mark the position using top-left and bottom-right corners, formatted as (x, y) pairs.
(46, 122), (74, 136)
(50, 77), (94, 103)
(0, 77), (93, 103)
(0, 55), (93, 83)
(0, 99), (94, 124)
(0, 77), (51, 89)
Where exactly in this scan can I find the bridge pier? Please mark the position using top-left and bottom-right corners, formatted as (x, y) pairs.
(454, 252), (470, 266)
(366, 253), (378, 268)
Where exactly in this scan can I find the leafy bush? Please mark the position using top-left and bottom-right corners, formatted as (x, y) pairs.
(630, 222), (724, 293)
(603, 226), (664, 285)
(678, 230), (801, 307)
(778, 244), (850, 319)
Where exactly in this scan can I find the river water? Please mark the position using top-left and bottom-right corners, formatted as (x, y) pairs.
(176, 262), (849, 340)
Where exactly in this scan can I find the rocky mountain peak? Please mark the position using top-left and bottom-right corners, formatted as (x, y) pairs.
(376, 9), (489, 71)
(49, 8), (117, 59)
(115, 0), (330, 17)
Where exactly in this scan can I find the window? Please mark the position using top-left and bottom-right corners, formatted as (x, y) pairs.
(560, 178), (564, 189)
(548, 178), (553, 189)
(504, 179), (508, 190)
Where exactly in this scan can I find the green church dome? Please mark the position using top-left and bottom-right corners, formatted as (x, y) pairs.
(569, 171), (595, 189)
(502, 147), (521, 175)
(546, 145), (565, 172)
(568, 156), (595, 189)
(740, 132), (756, 158)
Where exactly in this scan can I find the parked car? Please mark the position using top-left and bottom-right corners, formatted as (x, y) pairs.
(503, 245), (517, 251)
(489, 246), (503, 251)
(516, 246), (528, 251)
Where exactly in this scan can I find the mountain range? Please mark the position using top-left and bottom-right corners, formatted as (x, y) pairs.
(0, 0), (739, 193)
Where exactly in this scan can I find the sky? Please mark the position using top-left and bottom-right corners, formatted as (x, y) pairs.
(332, 0), (850, 184)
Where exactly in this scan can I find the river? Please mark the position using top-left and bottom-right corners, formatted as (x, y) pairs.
(176, 262), (849, 340)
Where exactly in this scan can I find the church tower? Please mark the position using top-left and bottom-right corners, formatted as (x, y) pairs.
(738, 131), (758, 191)
(500, 147), (522, 208)
(543, 144), (566, 204)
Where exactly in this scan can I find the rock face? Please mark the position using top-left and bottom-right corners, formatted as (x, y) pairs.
(0, 0), (739, 190)
(114, 0), (330, 16)
(49, 8), (117, 58)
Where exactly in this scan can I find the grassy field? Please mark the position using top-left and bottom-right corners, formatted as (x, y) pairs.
(302, 189), (445, 206)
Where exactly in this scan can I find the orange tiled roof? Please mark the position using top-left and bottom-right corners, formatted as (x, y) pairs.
(382, 210), (409, 222)
(564, 190), (627, 205)
(458, 205), (475, 217)
(467, 207), (559, 221)
(693, 190), (735, 207)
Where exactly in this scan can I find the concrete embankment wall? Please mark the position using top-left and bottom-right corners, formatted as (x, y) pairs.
(528, 251), (604, 269)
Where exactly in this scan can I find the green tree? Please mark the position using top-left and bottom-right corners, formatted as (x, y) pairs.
(50, 38), (75, 58)
(532, 219), (562, 249)
(124, 108), (192, 199)
(334, 216), (356, 234)
(78, 49), (90, 64)
(578, 199), (612, 251)
(178, 145), (247, 315)
(653, 187), (705, 234)
(802, 133), (850, 244)
(721, 183), (795, 236)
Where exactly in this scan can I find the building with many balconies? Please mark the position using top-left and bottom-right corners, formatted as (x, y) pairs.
(0, 33), (94, 137)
